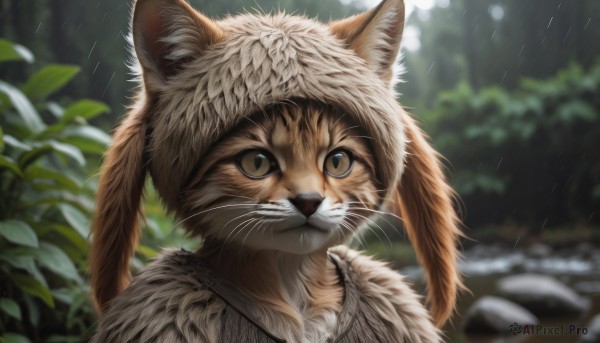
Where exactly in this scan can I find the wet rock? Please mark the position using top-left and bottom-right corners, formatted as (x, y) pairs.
(575, 281), (600, 294)
(575, 242), (596, 259)
(528, 243), (552, 258)
(497, 274), (590, 318)
(581, 314), (600, 342)
(463, 296), (538, 334)
(592, 250), (600, 264)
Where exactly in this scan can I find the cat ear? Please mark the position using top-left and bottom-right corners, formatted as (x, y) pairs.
(390, 112), (464, 327)
(132, 0), (224, 88)
(329, 0), (405, 85)
(89, 108), (148, 313)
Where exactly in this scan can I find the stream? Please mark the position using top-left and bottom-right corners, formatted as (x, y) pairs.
(400, 243), (600, 343)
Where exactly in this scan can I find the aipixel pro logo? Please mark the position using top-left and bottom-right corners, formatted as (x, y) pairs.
(509, 322), (522, 335)
(509, 322), (589, 336)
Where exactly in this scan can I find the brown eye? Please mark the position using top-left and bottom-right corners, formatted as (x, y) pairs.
(238, 150), (277, 179)
(325, 149), (353, 178)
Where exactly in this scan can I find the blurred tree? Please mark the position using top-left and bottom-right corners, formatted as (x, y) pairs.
(425, 61), (600, 231)
(1, 0), (358, 129)
(399, 0), (600, 109)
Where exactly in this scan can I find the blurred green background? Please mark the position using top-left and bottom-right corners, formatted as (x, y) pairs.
(0, 0), (599, 342)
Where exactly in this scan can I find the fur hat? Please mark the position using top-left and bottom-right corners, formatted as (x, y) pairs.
(135, 1), (406, 209)
(91, 0), (462, 327)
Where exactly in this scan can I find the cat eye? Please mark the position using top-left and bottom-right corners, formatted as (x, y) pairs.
(237, 150), (278, 179)
(324, 149), (353, 178)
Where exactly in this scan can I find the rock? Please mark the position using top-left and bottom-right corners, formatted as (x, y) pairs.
(528, 243), (552, 258)
(581, 314), (600, 342)
(463, 296), (538, 334)
(497, 274), (590, 318)
(575, 242), (595, 259)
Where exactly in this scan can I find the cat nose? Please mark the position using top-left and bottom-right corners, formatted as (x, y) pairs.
(289, 193), (323, 217)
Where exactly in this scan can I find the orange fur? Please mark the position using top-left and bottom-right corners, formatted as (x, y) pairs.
(90, 0), (463, 334)
(331, 0), (463, 327)
(392, 112), (464, 327)
(89, 105), (148, 313)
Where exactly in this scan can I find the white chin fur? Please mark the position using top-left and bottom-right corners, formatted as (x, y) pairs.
(243, 224), (336, 254)
(206, 198), (349, 254)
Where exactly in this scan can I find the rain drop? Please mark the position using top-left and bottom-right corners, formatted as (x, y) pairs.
(88, 41), (97, 59)
(426, 61), (436, 76)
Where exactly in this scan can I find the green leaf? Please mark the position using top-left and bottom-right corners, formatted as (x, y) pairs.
(22, 294), (40, 327)
(18, 145), (52, 168)
(51, 224), (87, 251)
(11, 274), (54, 308)
(0, 220), (39, 248)
(0, 91), (9, 111)
(21, 65), (80, 100)
(138, 245), (158, 259)
(62, 136), (106, 155)
(0, 126), (3, 152)
(61, 99), (110, 123)
(0, 251), (47, 286)
(19, 141), (85, 169)
(66, 291), (88, 330)
(0, 156), (24, 178)
(0, 333), (32, 343)
(64, 125), (111, 144)
(35, 242), (82, 283)
(59, 204), (90, 238)
(0, 298), (22, 320)
(0, 80), (45, 133)
(0, 39), (34, 63)
(46, 101), (64, 118)
(51, 288), (73, 305)
(26, 166), (81, 192)
(3, 135), (32, 151)
(47, 141), (85, 166)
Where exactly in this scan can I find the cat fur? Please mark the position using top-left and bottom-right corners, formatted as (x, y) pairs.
(89, 0), (463, 340)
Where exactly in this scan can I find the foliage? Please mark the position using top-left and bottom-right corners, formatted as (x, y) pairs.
(425, 61), (600, 231)
(0, 0), (359, 128)
(0, 39), (111, 343)
(398, 0), (600, 109)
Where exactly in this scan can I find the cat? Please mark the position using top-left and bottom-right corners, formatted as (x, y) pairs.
(90, 0), (463, 342)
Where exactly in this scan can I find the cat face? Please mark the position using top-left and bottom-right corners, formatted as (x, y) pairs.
(91, 0), (460, 325)
(181, 102), (381, 254)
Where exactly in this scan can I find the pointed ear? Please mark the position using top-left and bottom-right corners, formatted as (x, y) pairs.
(132, 0), (224, 87)
(89, 109), (148, 313)
(390, 111), (464, 327)
(330, 0), (405, 84)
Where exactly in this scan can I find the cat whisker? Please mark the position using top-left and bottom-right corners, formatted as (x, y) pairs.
(346, 207), (406, 239)
(176, 203), (256, 227)
(340, 218), (368, 249)
(345, 212), (393, 248)
(345, 205), (405, 224)
(223, 210), (261, 230)
(221, 194), (257, 201)
(223, 217), (259, 246)
(240, 217), (267, 248)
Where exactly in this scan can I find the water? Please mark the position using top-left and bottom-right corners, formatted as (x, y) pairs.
(402, 245), (600, 342)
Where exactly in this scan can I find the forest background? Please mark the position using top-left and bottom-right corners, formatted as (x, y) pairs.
(0, 0), (599, 341)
